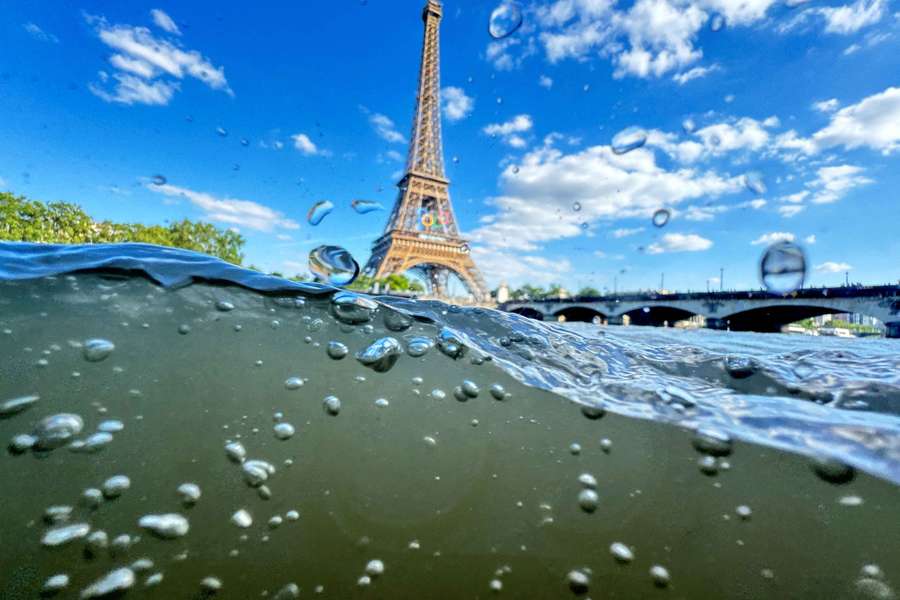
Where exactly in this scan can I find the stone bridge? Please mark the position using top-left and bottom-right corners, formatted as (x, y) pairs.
(498, 285), (900, 338)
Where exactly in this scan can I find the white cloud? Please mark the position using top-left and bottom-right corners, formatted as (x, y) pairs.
(89, 74), (178, 106)
(612, 227), (645, 238)
(291, 133), (329, 156)
(85, 13), (230, 106)
(672, 64), (720, 85)
(0, 176), (7, 189)
(646, 232), (713, 254)
(613, 0), (707, 78)
(484, 114), (534, 147)
(778, 204), (805, 217)
(812, 98), (840, 113)
(471, 246), (572, 287)
(24, 22), (59, 43)
(806, 164), (872, 204)
(539, 75), (554, 88)
(468, 143), (742, 252)
(647, 115), (777, 163)
(150, 9), (180, 35)
(441, 87), (474, 122)
(146, 183), (299, 232)
(815, 261), (852, 273)
(843, 30), (892, 54)
(751, 231), (795, 245)
(819, 0), (885, 33)
(367, 112), (406, 144)
(804, 234), (817, 244)
(385, 150), (404, 162)
(276, 234), (293, 241)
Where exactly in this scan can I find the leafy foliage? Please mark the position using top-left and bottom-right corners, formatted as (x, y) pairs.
(347, 273), (424, 293)
(0, 192), (245, 264)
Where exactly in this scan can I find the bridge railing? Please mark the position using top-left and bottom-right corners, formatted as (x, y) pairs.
(502, 284), (900, 305)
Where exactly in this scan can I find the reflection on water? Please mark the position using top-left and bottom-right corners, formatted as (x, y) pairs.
(0, 243), (898, 598)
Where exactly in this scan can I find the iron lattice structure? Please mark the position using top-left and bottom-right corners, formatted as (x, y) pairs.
(363, 0), (489, 301)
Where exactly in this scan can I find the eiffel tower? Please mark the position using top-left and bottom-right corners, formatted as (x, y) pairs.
(363, 0), (489, 301)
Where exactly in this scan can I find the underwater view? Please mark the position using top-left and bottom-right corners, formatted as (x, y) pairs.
(2, 0), (899, 597)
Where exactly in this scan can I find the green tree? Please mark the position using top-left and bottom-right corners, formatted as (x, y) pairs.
(0, 192), (245, 264)
(577, 286), (601, 297)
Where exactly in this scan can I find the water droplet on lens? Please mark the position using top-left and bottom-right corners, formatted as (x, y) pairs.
(407, 337), (433, 357)
(215, 300), (235, 311)
(760, 241), (806, 294)
(652, 208), (670, 228)
(150, 174), (167, 186)
(365, 559), (385, 576)
(307, 200), (334, 226)
(578, 473), (597, 488)
(580, 404), (605, 420)
(225, 441), (247, 463)
(611, 127), (647, 155)
(569, 443), (581, 455)
(351, 199), (384, 214)
(285, 377), (304, 390)
(743, 171), (766, 195)
(490, 384), (507, 400)
(600, 438), (612, 453)
(242, 460), (275, 487)
(216, 127), (228, 137)
(82, 488), (103, 509)
(309, 245), (360, 286)
(201, 577), (222, 593)
(488, 1), (523, 39)
(736, 505), (752, 520)
(711, 14), (725, 30)
(682, 118), (696, 133)
(437, 328), (466, 359)
(572, 202), (582, 212)
(98, 420), (124, 433)
(698, 455), (719, 476)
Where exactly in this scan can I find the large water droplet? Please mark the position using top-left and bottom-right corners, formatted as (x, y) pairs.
(307, 201), (334, 226)
(383, 309), (413, 332)
(273, 422), (296, 440)
(327, 341), (349, 360)
(331, 291), (377, 324)
(139, 513), (190, 539)
(810, 456), (855, 484)
(488, 1), (523, 39)
(231, 509), (253, 528)
(711, 14), (725, 30)
(309, 245), (360, 286)
(82, 338), (115, 362)
(652, 208), (670, 228)
(611, 127), (647, 155)
(43, 574), (70, 595)
(577, 489), (599, 513)
(150, 174), (167, 186)
(351, 199), (383, 214)
(356, 337), (403, 372)
(407, 337), (433, 357)
(437, 328), (466, 359)
(225, 441), (247, 463)
(177, 483), (201, 506)
(760, 241), (806, 294)
(102, 475), (130, 498)
(691, 428), (733, 456)
(610, 542), (634, 564)
(323, 395), (342, 416)
(649, 565), (671, 587)
(567, 570), (590, 594)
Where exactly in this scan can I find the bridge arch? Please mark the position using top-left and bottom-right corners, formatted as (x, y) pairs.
(509, 307), (545, 321)
(621, 305), (701, 327)
(721, 304), (885, 333)
(553, 306), (607, 323)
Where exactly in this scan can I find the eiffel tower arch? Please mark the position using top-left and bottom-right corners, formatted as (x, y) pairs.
(363, 0), (489, 302)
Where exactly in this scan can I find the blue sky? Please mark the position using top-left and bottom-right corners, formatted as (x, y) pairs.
(2, 0), (898, 293)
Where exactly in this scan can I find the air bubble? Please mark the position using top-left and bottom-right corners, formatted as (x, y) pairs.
(724, 356), (757, 378)
(0, 394), (39, 418)
(139, 513), (190, 539)
(80, 568), (135, 598)
(711, 14), (725, 30)
(572, 202), (582, 212)
(736, 505), (752, 520)
(811, 456), (855, 484)
(580, 404), (605, 420)
(177, 483), (201, 506)
(743, 171), (766, 195)
(692, 429), (733, 456)
(356, 337), (403, 372)
(407, 337), (433, 357)
(42, 523), (90, 547)
(43, 574), (70, 594)
(437, 328), (466, 359)
(383, 310), (413, 331)
(698, 455), (719, 476)
(225, 441), (247, 463)
(567, 570), (590, 594)
(577, 489), (599, 513)
(610, 542), (634, 564)
(323, 395), (341, 416)
(242, 460), (275, 487)
(231, 509), (253, 528)
(285, 377), (304, 390)
(490, 384), (507, 400)
(365, 559), (385, 576)
(650, 565), (671, 587)
(327, 341), (349, 360)
(201, 577), (222, 593)
(274, 422), (295, 440)
(33, 413), (83, 450)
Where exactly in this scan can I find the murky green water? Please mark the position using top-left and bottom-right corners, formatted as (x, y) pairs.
(1, 271), (897, 599)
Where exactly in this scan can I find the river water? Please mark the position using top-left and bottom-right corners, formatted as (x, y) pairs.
(0, 243), (897, 599)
